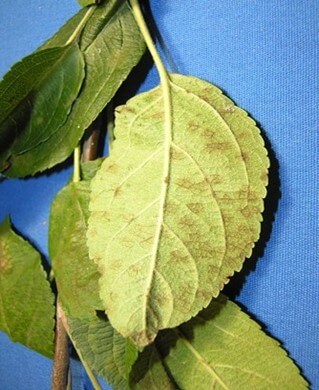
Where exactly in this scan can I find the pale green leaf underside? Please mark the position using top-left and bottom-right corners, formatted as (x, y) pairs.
(0, 44), (84, 174)
(67, 313), (138, 390)
(159, 295), (308, 389)
(50, 180), (103, 318)
(88, 74), (269, 347)
(6, 0), (145, 177)
(0, 218), (55, 357)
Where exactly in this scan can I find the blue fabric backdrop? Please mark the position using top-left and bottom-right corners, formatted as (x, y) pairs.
(0, 0), (318, 389)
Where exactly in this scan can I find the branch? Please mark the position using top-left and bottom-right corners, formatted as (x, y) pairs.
(52, 303), (70, 390)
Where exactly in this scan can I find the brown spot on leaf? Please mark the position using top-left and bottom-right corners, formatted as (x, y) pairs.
(116, 105), (136, 115)
(204, 142), (233, 153)
(107, 163), (119, 174)
(0, 256), (12, 274)
(186, 203), (203, 214)
(113, 186), (122, 197)
(260, 171), (268, 183)
(170, 249), (189, 263)
(178, 216), (194, 228)
(171, 148), (185, 161)
(196, 289), (215, 302)
(132, 330), (155, 347)
(207, 174), (223, 186)
(240, 152), (250, 163)
(176, 178), (207, 194)
(176, 178), (193, 190)
(218, 104), (236, 114)
(187, 120), (201, 132)
(150, 111), (163, 121)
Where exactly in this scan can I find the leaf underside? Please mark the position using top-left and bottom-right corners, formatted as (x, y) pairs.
(67, 296), (307, 389)
(88, 73), (269, 347)
(0, 218), (55, 358)
(50, 161), (139, 388)
(50, 180), (103, 318)
(67, 313), (139, 390)
(1, 0), (145, 177)
(158, 295), (308, 390)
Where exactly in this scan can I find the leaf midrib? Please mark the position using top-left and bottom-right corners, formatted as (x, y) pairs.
(176, 328), (230, 390)
(141, 77), (172, 336)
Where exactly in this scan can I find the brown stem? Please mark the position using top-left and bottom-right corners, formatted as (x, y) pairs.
(81, 115), (104, 162)
(52, 303), (70, 390)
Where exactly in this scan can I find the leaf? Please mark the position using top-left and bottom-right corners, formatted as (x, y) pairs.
(87, 74), (269, 347)
(157, 295), (308, 389)
(67, 311), (173, 390)
(39, 8), (88, 50)
(130, 345), (175, 390)
(78, 0), (100, 7)
(49, 162), (103, 318)
(5, 0), (145, 177)
(0, 218), (55, 358)
(81, 158), (104, 181)
(0, 44), (85, 173)
(66, 313), (138, 390)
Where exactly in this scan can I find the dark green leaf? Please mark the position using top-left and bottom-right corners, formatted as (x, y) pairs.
(39, 8), (88, 50)
(0, 44), (85, 175)
(6, 0), (145, 177)
(78, 0), (100, 7)
(0, 218), (55, 358)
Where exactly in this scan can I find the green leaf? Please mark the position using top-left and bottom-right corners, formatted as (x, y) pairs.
(67, 311), (176, 390)
(78, 0), (100, 7)
(81, 158), (104, 181)
(49, 163), (103, 318)
(130, 345), (175, 390)
(0, 218), (55, 358)
(66, 313), (138, 389)
(6, 0), (145, 177)
(87, 74), (269, 347)
(50, 159), (138, 386)
(157, 295), (308, 389)
(0, 44), (85, 174)
(39, 8), (88, 50)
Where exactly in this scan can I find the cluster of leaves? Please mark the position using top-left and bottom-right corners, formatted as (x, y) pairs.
(0, 0), (308, 389)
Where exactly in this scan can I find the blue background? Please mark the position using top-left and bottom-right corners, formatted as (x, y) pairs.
(0, 0), (318, 389)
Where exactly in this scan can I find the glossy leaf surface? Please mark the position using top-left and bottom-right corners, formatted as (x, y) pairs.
(0, 44), (84, 174)
(88, 74), (269, 347)
(0, 218), (55, 357)
(6, 0), (145, 176)
(0, 0), (145, 177)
